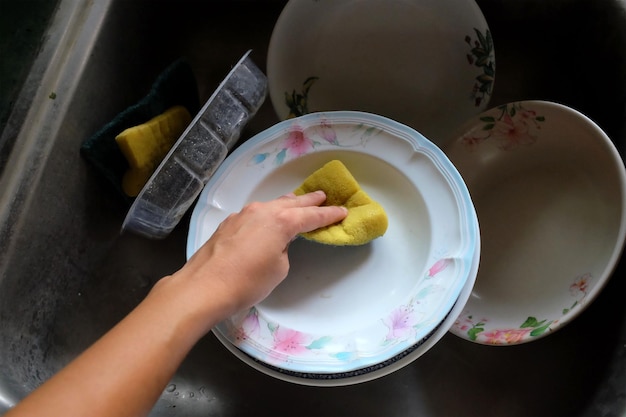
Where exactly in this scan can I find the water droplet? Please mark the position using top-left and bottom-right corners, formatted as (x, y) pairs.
(189, 392), (194, 398)
(199, 386), (209, 398)
(165, 384), (176, 393)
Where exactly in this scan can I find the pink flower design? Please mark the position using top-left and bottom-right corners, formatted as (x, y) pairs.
(232, 308), (260, 344)
(479, 328), (532, 345)
(283, 126), (314, 157)
(463, 103), (545, 151)
(570, 273), (592, 297)
(461, 134), (485, 149)
(453, 316), (469, 331)
(455, 323), (469, 331)
(272, 327), (309, 355)
(317, 119), (338, 144)
(383, 305), (418, 341)
(518, 108), (538, 122)
(454, 314), (482, 332)
(427, 258), (450, 278)
(494, 113), (535, 149)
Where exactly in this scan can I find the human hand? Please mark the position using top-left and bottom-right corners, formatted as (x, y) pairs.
(4, 192), (346, 417)
(171, 191), (348, 324)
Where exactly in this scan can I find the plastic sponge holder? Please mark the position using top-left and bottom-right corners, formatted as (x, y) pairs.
(122, 50), (267, 239)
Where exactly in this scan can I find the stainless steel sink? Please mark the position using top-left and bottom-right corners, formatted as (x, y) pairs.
(1, 0), (625, 416)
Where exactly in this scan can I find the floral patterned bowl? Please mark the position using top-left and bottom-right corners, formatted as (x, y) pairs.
(445, 100), (626, 345)
(266, 0), (495, 148)
(187, 111), (479, 377)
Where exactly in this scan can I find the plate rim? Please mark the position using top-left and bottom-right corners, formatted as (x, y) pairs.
(187, 110), (479, 372)
(209, 219), (480, 386)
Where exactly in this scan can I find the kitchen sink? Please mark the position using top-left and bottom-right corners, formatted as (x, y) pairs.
(1, 0), (625, 416)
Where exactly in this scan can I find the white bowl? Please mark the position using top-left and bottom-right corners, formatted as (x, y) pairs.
(187, 111), (479, 378)
(267, 0), (495, 147)
(445, 100), (626, 345)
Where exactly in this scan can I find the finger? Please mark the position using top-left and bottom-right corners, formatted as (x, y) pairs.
(292, 205), (348, 234)
(277, 192), (297, 199)
(276, 190), (327, 208)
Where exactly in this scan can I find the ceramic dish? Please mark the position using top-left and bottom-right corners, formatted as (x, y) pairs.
(122, 50), (267, 239)
(266, 0), (495, 147)
(187, 111), (479, 375)
(446, 100), (626, 345)
(210, 229), (479, 386)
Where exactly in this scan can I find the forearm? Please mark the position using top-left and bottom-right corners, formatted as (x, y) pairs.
(6, 192), (346, 417)
(6, 273), (226, 417)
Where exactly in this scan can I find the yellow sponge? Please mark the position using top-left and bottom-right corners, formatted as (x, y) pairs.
(115, 105), (192, 196)
(293, 160), (388, 245)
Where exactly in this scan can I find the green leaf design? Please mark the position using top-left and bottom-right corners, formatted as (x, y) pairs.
(475, 28), (487, 47)
(468, 327), (484, 341)
(363, 126), (379, 137)
(471, 47), (487, 57)
(480, 116), (495, 123)
(416, 285), (435, 299)
(530, 321), (552, 337)
(478, 82), (493, 93)
(302, 76), (319, 91)
(285, 76), (319, 117)
(332, 351), (355, 361)
(466, 28), (495, 105)
(275, 148), (287, 165)
(475, 56), (489, 67)
(563, 300), (578, 315)
(482, 123), (495, 131)
(307, 336), (332, 350)
(520, 316), (544, 328)
(284, 91), (295, 108)
(267, 322), (278, 333)
(250, 152), (269, 165)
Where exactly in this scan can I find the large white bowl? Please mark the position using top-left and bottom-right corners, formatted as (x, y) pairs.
(267, 0), (495, 147)
(445, 100), (626, 345)
(187, 111), (479, 378)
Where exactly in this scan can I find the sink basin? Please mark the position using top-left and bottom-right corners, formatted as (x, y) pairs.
(1, 0), (625, 416)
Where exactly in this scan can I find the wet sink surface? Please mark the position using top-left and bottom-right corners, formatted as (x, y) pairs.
(1, 0), (625, 416)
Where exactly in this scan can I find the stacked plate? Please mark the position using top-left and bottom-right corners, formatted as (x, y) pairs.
(187, 111), (480, 385)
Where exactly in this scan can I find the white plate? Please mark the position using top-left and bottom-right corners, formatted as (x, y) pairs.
(267, 0), (495, 147)
(212, 228), (479, 386)
(187, 111), (479, 374)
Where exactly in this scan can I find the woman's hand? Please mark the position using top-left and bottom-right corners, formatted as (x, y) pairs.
(170, 190), (347, 325)
(6, 191), (346, 417)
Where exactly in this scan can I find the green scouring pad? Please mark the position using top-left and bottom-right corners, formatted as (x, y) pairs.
(79, 58), (200, 206)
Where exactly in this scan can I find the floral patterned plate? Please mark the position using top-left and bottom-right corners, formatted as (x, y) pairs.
(187, 111), (479, 375)
(445, 100), (626, 345)
(266, 0), (495, 147)
(211, 228), (479, 386)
